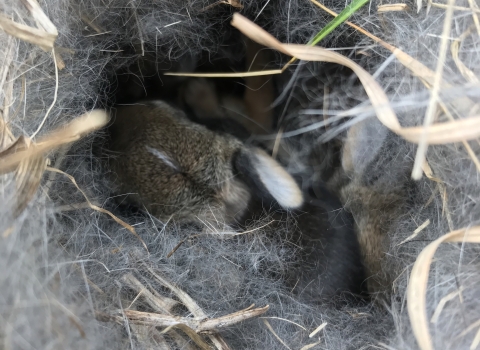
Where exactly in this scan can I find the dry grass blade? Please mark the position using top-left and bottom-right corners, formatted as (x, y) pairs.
(300, 342), (322, 350)
(397, 219), (430, 246)
(0, 135), (31, 157)
(120, 274), (213, 349)
(430, 287), (464, 323)
(471, 330), (480, 350)
(260, 317), (307, 331)
(80, 13), (105, 34)
(0, 14), (57, 51)
(309, 0), (456, 91)
(411, 0), (455, 180)
(417, 0), (423, 12)
(141, 264), (232, 350)
(231, 14), (480, 147)
(309, 322), (327, 338)
(377, 4), (410, 12)
(0, 110), (109, 174)
(0, 135), (46, 216)
(202, 0), (244, 11)
(467, 0), (480, 35)
(106, 306), (269, 333)
(144, 264), (212, 319)
(401, 116), (480, 144)
(431, 2), (480, 12)
(31, 47), (59, 139)
(310, 0), (478, 144)
(14, 155), (46, 217)
(407, 226), (480, 350)
(53, 50), (66, 70)
(46, 167), (149, 253)
(230, 13), (400, 130)
(121, 273), (179, 313)
(0, 115), (7, 148)
(227, 0), (244, 9)
(20, 0), (58, 35)
(174, 324), (211, 350)
(451, 26), (479, 83)
(263, 319), (291, 350)
(164, 69), (282, 78)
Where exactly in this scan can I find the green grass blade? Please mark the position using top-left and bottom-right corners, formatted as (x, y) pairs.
(308, 0), (370, 46)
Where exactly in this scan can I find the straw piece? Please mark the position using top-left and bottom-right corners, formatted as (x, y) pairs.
(46, 167), (149, 253)
(0, 13), (56, 51)
(20, 0), (58, 35)
(309, 322), (327, 338)
(104, 306), (269, 333)
(0, 110), (109, 174)
(263, 319), (292, 350)
(230, 14), (480, 147)
(411, 0), (455, 180)
(407, 226), (480, 350)
(377, 4), (410, 12)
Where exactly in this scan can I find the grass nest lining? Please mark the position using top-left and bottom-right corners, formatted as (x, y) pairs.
(1, 0), (480, 349)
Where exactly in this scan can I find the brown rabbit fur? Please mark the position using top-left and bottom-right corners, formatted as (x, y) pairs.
(107, 100), (303, 225)
(329, 119), (411, 295)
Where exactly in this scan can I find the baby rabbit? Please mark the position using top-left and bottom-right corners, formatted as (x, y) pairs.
(107, 77), (366, 300)
(327, 118), (413, 295)
(107, 100), (303, 225)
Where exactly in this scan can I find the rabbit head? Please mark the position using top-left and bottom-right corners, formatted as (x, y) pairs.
(107, 100), (303, 224)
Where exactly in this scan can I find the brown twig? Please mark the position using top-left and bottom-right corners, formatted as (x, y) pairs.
(103, 305), (269, 333)
(139, 261), (235, 349)
(121, 273), (178, 313)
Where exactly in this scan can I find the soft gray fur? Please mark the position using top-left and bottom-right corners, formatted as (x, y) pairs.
(1, 0), (479, 349)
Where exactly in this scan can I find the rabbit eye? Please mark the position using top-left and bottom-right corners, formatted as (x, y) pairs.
(146, 146), (182, 173)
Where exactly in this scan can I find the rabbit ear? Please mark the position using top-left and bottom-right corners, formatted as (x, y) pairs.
(342, 117), (389, 175)
(343, 117), (413, 188)
(234, 147), (303, 209)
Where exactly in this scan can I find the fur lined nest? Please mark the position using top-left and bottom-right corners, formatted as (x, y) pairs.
(1, 0), (479, 349)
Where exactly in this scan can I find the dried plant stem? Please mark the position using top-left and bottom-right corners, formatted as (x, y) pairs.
(411, 0), (456, 180)
(46, 167), (149, 253)
(309, 0), (443, 88)
(140, 263), (234, 350)
(121, 274), (178, 313)
(231, 13), (480, 146)
(0, 110), (109, 174)
(31, 48), (59, 140)
(407, 226), (480, 350)
(103, 306), (269, 333)
(263, 319), (292, 350)
(0, 14), (57, 51)
(431, 2), (480, 13)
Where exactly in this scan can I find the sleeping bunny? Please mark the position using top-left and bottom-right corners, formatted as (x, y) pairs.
(107, 100), (303, 225)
